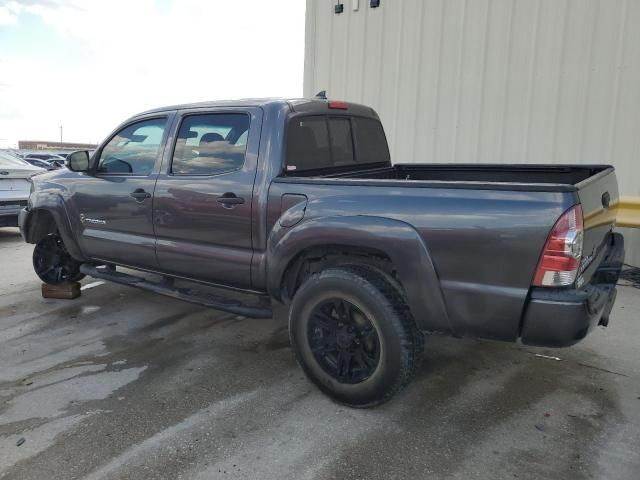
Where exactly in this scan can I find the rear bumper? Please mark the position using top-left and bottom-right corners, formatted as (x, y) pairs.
(0, 213), (19, 227)
(520, 232), (624, 347)
(0, 204), (25, 227)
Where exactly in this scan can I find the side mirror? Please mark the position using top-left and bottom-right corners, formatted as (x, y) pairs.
(66, 150), (90, 172)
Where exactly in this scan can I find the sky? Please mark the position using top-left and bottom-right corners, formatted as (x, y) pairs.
(0, 0), (306, 148)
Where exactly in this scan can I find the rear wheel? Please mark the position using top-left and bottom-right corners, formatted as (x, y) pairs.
(33, 234), (85, 285)
(289, 266), (423, 407)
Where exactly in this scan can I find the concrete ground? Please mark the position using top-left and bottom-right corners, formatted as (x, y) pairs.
(1, 227), (639, 480)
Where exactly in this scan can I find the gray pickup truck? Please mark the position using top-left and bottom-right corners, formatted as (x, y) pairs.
(19, 97), (625, 407)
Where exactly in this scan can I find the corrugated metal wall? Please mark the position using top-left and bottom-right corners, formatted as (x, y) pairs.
(304, 0), (640, 266)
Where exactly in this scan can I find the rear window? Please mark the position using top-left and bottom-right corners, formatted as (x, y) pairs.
(0, 151), (31, 168)
(286, 116), (389, 173)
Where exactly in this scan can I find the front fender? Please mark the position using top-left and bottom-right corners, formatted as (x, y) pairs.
(24, 191), (87, 262)
(267, 215), (452, 334)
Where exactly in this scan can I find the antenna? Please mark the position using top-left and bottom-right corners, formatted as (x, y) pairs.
(315, 90), (327, 99)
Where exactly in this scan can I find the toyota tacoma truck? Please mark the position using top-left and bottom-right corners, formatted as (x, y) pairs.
(19, 97), (625, 407)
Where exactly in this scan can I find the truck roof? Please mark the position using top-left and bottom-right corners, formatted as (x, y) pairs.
(137, 98), (378, 118)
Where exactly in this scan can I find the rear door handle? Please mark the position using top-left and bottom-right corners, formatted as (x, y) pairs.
(130, 189), (151, 201)
(216, 193), (245, 208)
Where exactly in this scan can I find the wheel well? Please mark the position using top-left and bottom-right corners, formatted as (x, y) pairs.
(280, 245), (404, 303)
(26, 209), (57, 243)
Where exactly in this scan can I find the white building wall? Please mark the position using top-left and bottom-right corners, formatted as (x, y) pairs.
(304, 0), (640, 266)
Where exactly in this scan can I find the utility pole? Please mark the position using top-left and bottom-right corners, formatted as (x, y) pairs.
(59, 124), (63, 146)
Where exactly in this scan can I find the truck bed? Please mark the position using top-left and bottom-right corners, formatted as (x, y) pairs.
(330, 164), (611, 189)
(273, 161), (619, 342)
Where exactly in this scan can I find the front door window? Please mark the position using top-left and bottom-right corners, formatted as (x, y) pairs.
(97, 118), (167, 175)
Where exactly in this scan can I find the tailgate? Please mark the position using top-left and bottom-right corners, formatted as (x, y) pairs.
(577, 167), (619, 283)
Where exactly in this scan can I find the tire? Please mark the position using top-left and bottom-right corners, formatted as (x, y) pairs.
(33, 234), (85, 285)
(289, 266), (424, 408)
(67, 271), (86, 283)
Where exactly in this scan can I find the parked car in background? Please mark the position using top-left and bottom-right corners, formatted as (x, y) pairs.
(23, 157), (57, 170)
(0, 151), (44, 227)
(24, 153), (66, 169)
(47, 159), (66, 169)
(24, 152), (64, 161)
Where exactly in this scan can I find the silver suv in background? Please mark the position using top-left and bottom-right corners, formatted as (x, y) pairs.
(0, 151), (44, 227)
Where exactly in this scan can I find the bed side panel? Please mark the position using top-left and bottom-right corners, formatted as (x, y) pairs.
(267, 181), (576, 340)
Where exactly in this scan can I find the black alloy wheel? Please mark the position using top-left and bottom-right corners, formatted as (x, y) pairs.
(308, 298), (380, 384)
(289, 266), (424, 408)
(33, 234), (84, 284)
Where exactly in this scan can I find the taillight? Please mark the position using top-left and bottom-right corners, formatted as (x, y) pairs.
(533, 205), (584, 287)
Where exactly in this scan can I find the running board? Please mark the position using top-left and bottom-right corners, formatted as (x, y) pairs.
(79, 264), (272, 319)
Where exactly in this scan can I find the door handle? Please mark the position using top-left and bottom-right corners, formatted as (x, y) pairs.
(216, 193), (245, 208)
(130, 189), (151, 201)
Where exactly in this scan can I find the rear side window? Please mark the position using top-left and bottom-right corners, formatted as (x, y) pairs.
(286, 116), (388, 173)
(171, 113), (250, 175)
(352, 117), (390, 164)
(286, 117), (332, 172)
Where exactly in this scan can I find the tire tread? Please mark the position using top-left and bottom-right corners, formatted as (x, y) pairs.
(337, 265), (424, 405)
(290, 265), (424, 408)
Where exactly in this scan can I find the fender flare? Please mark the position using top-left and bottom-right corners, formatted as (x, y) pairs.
(267, 215), (452, 334)
(24, 192), (88, 262)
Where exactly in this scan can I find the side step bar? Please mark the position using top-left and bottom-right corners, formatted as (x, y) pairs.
(79, 264), (273, 319)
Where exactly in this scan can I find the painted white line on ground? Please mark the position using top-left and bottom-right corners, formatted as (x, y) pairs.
(81, 281), (105, 291)
(535, 353), (562, 361)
